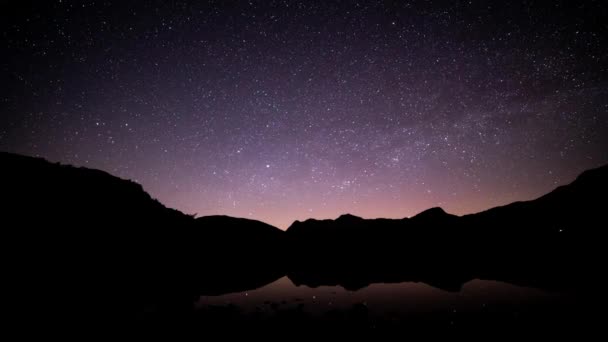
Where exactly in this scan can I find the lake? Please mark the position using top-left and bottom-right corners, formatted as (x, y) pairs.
(193, 276), (571, 330)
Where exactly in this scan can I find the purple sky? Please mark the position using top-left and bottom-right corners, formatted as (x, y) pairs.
(2, 1), (607, 228)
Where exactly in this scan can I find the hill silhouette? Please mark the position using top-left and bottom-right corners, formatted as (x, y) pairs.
(192, 215), (285, 295)
(1, 152), (284, 330)
(2, 151), (606, 333)
(286, 164), (607, 291)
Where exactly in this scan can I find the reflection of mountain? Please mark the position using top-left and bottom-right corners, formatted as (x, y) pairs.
(2, 151), (606, 330)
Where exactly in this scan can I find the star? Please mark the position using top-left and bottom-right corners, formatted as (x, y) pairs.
(1, 0), (605, 229)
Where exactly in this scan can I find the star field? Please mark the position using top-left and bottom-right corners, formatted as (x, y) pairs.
(1, 1), (607, 228)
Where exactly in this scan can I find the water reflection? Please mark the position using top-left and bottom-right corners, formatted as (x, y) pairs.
(196, 276), (558, 318)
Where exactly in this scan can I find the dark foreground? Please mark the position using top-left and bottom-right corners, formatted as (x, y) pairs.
(1, 151), (605, 336)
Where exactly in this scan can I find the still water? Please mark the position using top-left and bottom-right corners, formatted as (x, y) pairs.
(196, 276), (560, 320)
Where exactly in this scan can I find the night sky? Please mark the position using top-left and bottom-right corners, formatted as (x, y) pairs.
(2, 1), (607, 229)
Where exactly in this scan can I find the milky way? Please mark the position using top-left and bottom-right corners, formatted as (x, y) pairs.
(2, 1), (607, 228)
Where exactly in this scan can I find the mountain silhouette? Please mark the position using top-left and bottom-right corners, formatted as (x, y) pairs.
(1, 152), (183, 332)
(1, 152), (284, 329)
(2, 151), (606, 332)
(191, 215), (285, 295)
(286, 164), (607, 291)
(410, 206), (458, 223)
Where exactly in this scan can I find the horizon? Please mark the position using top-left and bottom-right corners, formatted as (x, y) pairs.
(5, 150), (605, 230)
(2, 1), (607, 230)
